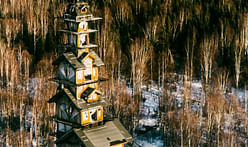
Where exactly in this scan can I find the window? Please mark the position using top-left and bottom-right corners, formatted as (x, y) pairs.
(81, 6), (88, 14)
(66, 105), (73, 117)
(98, 108), (101, 117)
(91, 110), (97, 121)
(82, 111), (88, 121)
(78, 34), (87, 47)
(84, 67), (92, 80)
(77, 70), (83, 81)
(93, 68), (97, 80)
(77, 86), (83, 99)
(79, 21), (88, 31)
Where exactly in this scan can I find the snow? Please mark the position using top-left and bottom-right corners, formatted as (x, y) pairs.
(231, 88), (248, 103)
(139, 118), (157, 127)
(130, 74), (247, 146)
(28, 78), (41, 97)
(127, 84), (164, 147)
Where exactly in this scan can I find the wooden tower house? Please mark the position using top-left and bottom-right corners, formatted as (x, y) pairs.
(48, 0), (133, 147)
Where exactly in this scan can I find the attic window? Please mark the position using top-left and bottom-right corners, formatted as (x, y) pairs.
(81, 6), (88, 14)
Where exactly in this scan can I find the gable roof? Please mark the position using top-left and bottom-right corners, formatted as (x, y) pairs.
(55, 119), (133, 147)
(80, 87), (95, 98)
(53, 52), (85, 70)
(78, 51), (104, 67)
(48, 88), (109, 110)
(49, 77), (108, 87)
(89, 50), (104, 66)
(78, 52), (96, 62)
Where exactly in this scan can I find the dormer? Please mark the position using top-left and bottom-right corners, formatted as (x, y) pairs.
(80, 86), (102, 102)
(77, 51), (104, 84)
(48, 88), (109, 127)
(66, 2), (90, 17)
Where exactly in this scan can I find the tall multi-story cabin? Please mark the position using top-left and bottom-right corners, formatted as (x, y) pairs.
(48, 1), (133, 147)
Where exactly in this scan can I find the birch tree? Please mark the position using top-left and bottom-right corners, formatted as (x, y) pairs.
(234, 19), (245, 91)
(130, 38), (151, 99)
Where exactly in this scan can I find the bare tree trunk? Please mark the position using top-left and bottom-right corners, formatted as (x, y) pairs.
(30, 108), (34, 146)
(234, 35), (243, 93)
(245, 83), (247, 113)
(181, 121), (183, 147)
(150, 50), (153, 88)
(158, 59), (161, 108)
(34, 19), (37, 55)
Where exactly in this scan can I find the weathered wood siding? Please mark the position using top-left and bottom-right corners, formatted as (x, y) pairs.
(81, 111), (90, 125)
(68, 34), (77, 47)
(57, 96), (81, 123)
(58, 62), (75, 83)
(57, 122), (72, 133)
(81, 106), (103, 125)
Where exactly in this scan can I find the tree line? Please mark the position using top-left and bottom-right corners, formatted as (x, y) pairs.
(0, 0), (248, 146)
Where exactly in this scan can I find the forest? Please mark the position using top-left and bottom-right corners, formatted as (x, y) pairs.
(0, 0), (248, 146)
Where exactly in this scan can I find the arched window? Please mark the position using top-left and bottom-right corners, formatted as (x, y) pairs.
(81, 6), (88, 14)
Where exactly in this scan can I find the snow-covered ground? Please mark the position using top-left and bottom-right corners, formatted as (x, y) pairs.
(134, 85), (164, 147)
(129, 75), (248, 146)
